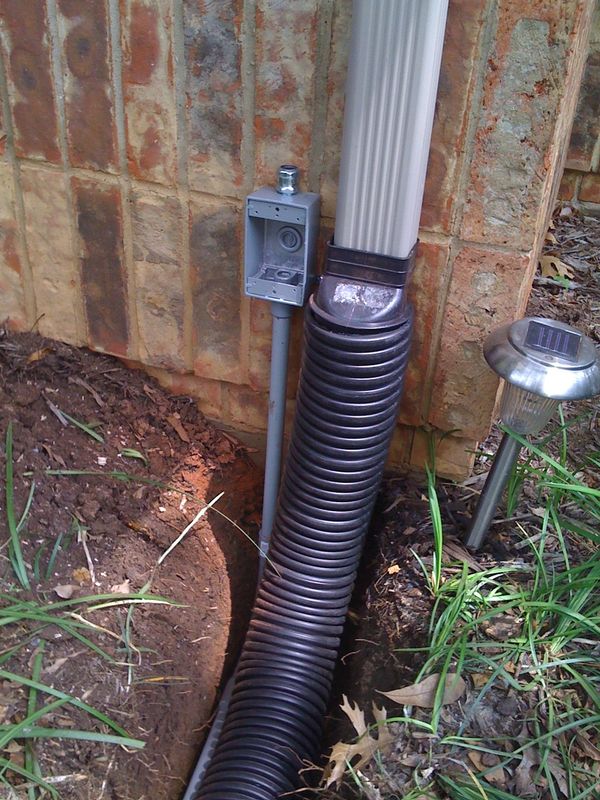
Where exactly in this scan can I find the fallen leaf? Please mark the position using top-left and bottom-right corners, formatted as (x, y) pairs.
(44, 656), (69, 676)
(72, 567), (91, 585)
(514, 747), (540, 796)
(468, 750), (506, 786)
(387, 564), (400, 575)
(539, 255), (575, 280)
(576, 730), (600, 762)
(546, 751), (569, 796)
(110, 579), (131, 594)
(323, 697), (393, 788)
(442, 540), (482, 571)
(341, 694), (367, 736)
(481, 614), (522, 641)
(471, 672), (492, 689)
(166, 413), (190, 443)
(379, 672), (465, 708)
(26, 347), (53, 364)
(54, 584), (76, 599)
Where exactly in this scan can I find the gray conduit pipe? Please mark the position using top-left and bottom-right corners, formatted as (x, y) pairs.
(182, 300), (292, 798)
(186, 2), (448, 797)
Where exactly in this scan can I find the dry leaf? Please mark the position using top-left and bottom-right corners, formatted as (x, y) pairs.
(514, 747), (539, 796)
(110, 579), (131, 594)
(467, 750), (506, 787)
(387, 564), (400, 575)
(539, 255), (575, 280)
(442, 540), (482, 571)
(379, 672), (465, 708)
(323, 696), (393, 788)
(26, 347), (53, 364)
(546, 751), (569, 796)
(54, 584), (76, 599)
(471, 672), (492, 689)
(166, 413), (190, 443)
(576, 731), (600, 762)
(44, 656), (69, 676)
(72, 567), (91, 585)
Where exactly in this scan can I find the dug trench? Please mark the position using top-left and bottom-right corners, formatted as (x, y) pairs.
(0, 332), (261, 800)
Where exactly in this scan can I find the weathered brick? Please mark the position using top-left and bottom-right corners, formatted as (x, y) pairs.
(462, 0), (592, 249)
(428, 245), (530, 439)
(73, 178), (129, 355)
(320, 0), (351, 218)
(0, 1), (60, 162)
(386, 425), (414, 471)
(579, 171), (600, 203)
(222, 383), (268, 431)
(184, 0), (244, 195)
(189, 197), (242, 382)
(247, 297), (271, 391)
(255, 0), (318, 185)
(557, 169), (579, 201)
(57, 0), (118, 171)
(0, 162), (26, 328)
(131, 189), (185, 369)
(410, 429), (476, 480)
(20, 164), (81, 344)
(144, 366), (223, 420)
(399, 240), (451, 427)
(421, 0), (486, 233)
(565, 2), (600, 171)
(0, 95), (6, 158)
(122, 0), (177, 185)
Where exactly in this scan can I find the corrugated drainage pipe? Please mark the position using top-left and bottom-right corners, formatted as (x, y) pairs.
(191, 1), (448, 797)
(197, 269), (413, 800)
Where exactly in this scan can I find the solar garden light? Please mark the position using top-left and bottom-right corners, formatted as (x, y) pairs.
(465, 316), (600, 551)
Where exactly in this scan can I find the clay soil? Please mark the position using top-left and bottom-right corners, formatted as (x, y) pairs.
(0, 334), (261, 800)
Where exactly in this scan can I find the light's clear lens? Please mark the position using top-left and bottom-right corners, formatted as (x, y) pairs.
(499, 383), (560, 434)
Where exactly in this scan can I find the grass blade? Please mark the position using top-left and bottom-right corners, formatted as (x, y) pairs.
(4, 422), (30, 589)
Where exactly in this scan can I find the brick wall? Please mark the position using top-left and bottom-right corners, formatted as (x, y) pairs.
(0, 0), (594, 478)
(560, 1), (600, 210)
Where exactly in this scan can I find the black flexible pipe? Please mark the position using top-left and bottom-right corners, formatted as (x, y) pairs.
(193, 279), (413, 799)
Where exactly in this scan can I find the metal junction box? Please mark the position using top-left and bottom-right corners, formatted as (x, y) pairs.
(244, 185), (320, 307)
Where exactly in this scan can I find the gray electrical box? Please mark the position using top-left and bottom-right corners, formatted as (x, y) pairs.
(244, 167), (320, 306)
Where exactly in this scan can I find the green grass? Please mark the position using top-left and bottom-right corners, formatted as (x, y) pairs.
(331, 416), (600, 799)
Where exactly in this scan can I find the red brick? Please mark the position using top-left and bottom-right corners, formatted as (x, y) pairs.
(462, 0), (593, 249)
(428, 245), (530, 439)
(21, 164), (82, 344)
(0, 97), (6, 158)
(222, 383), (268, 431)
(247, 297), (271, 391)
(410, 429), (476, 479)
(0, 1), (60, 162)
(145, 366), (223, 420)
(189, 197), (242, 382)
(421, 0), (487, 234)
(579, 172), (600, 203)
(255, 0), (319, 185)
(565, 3), (600, 171)
(73, 178), (129, 355)
(184, 0), (244, 195)
(122, 0), (177, 185)
(57, 0), (118, 171)
(131, 189), (185, 369)
(557, 169), (579, 201)
(399, 240), (451, 428)
(320, 0), (352, 218)
(0, 162), (26, 328)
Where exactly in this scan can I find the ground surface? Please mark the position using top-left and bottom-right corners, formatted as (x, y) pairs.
(0, 335), (261, 799)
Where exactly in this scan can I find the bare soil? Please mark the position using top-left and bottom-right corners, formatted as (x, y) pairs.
(0, 334), (261, 800)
